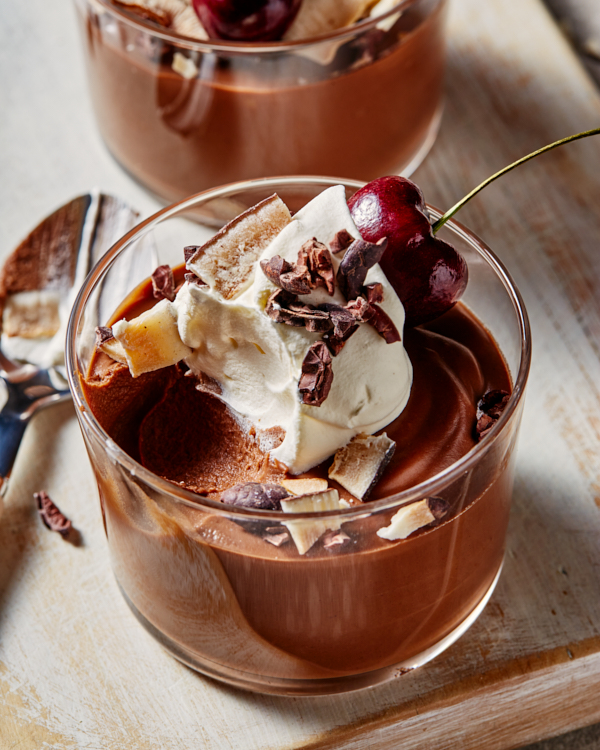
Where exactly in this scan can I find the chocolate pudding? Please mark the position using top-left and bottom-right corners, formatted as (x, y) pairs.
(67, 178), (529, 694)
(82, 289), (513, 681)
(76, 0), (447, 202)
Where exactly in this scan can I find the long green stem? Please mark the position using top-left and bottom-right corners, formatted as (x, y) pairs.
(431, 127), (600, 234)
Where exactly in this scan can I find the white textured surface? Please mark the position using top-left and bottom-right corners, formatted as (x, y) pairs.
(2, 0), (600, 748)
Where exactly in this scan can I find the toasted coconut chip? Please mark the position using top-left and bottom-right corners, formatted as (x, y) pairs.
(329, 432), (395, 500)
(281, 489), (342, 554)
(281, 477), (329, 495)
(377, 498), (436, 541)
(187, 194), (291, 301)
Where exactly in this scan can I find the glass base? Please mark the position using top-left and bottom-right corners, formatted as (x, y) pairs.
(118, 560), (502, 697)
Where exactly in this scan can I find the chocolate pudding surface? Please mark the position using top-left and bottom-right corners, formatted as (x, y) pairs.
(81, 287), (514, 680)
(78, 0), (446, 202)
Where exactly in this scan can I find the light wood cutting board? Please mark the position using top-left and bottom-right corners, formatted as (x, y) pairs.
(1, 0), (600, 748)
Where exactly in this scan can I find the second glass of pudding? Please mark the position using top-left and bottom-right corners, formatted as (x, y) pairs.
(66, 177), (531, 695)
(75, 0), (447, 202)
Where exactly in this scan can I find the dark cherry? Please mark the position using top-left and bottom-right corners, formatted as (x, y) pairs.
(348, 176), (468, 327)
(192, 0), (302, 41)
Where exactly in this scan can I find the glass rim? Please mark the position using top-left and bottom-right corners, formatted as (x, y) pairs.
(89, 0), (439, 53)
(66, 175), (531, 522)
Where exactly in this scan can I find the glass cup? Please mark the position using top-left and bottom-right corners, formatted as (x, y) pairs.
(66, 177), (531, 696)
(74, 0), (447, 203)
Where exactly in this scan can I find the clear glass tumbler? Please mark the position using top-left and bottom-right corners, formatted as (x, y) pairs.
(74, 0), (447, 203)
(66, 177), (531, 695)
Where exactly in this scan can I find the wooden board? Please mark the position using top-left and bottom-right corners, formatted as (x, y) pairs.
(2, 0), (600, 748)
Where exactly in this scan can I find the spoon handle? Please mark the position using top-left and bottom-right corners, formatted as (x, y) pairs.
(0, 411), (29, 495)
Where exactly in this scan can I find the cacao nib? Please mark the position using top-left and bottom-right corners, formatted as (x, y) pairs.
(184, 245), (201, 263)
(221, 482), (291, 510)
(298, 238), (335, 295)
(329, 229), (355, 255)
(363, 282), (384, 304)
(35, 491), (72, 538)
(427, 497), (450, 521)
(322, 529), (351, 550)
(369, 304), (401, 344)
(299, 341), (334, 406)
(323, 326), (358, 356)
(476, 389), (511, 440)
(184, 272), (207, 286)
(111, 0), (171, 27)
(265, 290), (333, 331)
(345, 296), (376, 324)
(260, 255), (294, 287)
(151, 264), (176, 302)
(95, 326), (114, 346)
(336, 237), (387, 300)
(279, 264), (313, 295)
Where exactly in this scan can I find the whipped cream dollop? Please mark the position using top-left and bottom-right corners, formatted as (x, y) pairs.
(174, 186), (413, 474)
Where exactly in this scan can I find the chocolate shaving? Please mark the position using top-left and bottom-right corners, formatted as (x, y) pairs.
(298, 341), (333, 406)
(369, 304), (401, 344)
(363, 282), (384, 305)
(95, 326), (114, 346)
(476, 389), (510, 440)
(329, 229), (355, 255)
(151, 265), (176, 302)
(298, 239), (335, 295)
(184, 245), (200, 263)
(111, 0), (171, 27)
(35, 491), (72, 538)
(337, 237), (388, 300)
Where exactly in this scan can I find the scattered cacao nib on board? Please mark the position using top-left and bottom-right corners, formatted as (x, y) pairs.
(95, 326), (114, 346)
(299, 341), (334, 406)
(336, 237), (387, 300)
(221, 482), (291, 510)
(111, 0), (171, 27)
(475, 389), (511, 440)
(35, 491), (72, 538)
(369, 304), (401, 344)
(329, 229), (355, 255)
(151, 265), (176, 301)
(298, 239), (335, 295)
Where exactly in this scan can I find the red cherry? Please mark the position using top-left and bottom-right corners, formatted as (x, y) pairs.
(348, 176), (468, 327)
(192, 0), (302, 41)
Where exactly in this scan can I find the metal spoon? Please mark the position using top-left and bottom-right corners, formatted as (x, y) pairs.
(0, 191), (138, 495)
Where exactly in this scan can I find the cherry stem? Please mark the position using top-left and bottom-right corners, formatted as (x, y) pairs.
(431, 127), (600, 234)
